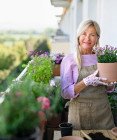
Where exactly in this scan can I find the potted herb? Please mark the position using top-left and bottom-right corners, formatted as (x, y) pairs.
(26, 51), (54, 84)
(0, 79), (51, 140)
(95, 45), (117, 82)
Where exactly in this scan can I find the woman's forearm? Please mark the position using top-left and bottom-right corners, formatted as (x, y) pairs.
(74, 80), (86, 95)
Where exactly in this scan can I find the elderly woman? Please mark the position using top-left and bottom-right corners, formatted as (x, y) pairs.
(60, 19), (115, 130)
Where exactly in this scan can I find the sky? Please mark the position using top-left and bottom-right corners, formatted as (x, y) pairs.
(0, 0), (63, 31)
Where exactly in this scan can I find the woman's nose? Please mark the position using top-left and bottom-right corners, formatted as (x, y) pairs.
(85, 35), (90, 40)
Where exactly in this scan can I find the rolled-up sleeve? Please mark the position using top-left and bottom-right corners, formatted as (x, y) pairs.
(60, 54), (79, 99)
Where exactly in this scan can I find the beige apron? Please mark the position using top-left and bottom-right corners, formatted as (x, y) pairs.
(67, 65), (115, 130)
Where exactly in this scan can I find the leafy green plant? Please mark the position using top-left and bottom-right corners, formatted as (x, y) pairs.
(26, 52), (54, 84)
(95, 45), (117, 63)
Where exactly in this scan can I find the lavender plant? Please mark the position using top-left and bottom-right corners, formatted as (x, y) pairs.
(95, 45), (117, 63)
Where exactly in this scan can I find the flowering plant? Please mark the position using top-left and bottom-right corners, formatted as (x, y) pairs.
(51, 52), (64, 64)
(95, 45), (117, 63)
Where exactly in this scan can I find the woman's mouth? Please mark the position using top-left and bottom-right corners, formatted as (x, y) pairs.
(84, 42), (91, 45)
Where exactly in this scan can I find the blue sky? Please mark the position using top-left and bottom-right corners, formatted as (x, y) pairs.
(0, 0), (63, 31)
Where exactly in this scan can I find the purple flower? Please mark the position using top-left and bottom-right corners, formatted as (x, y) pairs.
(29, 50), (34, 54)
(35, 51), (39, 55)
(55, 60), (60, 64)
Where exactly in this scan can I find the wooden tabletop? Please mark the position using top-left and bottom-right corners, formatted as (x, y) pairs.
(54, 130), (117, 140)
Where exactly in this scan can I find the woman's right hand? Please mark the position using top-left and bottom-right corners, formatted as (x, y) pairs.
(83, 70), (108, 86)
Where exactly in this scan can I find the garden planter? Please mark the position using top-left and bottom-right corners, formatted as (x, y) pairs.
(59, 122), (73, 137)
(52, 64), (60, 76)
(97, 63), (117, 82)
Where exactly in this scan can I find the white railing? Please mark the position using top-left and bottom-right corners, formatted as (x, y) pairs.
(0, 60), (33, 96)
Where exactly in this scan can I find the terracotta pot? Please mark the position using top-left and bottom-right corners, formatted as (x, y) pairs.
(59, 136), (84, 140)
(52, 64), (60, 76)
(97, 63), (117, 82)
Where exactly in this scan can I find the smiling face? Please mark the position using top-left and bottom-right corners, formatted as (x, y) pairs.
(78, 25), (98, 54)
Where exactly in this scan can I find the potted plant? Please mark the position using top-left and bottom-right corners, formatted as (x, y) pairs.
(51, 52), (64, 76)
(25, 51), (64, 79)
(0, 78), (51, 140)
(95, 45), (117, 82)
(26, 51), (54, 84)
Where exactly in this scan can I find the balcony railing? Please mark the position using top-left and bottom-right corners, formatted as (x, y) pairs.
(0, 60), (33, 100)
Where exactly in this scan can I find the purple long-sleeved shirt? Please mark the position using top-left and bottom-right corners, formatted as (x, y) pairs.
(60, 53), (98, 99)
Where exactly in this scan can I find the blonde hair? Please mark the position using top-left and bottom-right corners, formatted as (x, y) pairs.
(75, 19), (100, 70)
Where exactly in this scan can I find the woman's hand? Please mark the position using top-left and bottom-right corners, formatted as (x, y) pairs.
(83, 70), (108, 86)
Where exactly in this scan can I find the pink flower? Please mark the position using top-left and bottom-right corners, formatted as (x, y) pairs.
(37, 97), (50, 110)
(101, 52), (104, 55)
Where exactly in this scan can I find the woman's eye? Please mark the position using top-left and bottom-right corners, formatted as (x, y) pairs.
(91, 34), (95, 37)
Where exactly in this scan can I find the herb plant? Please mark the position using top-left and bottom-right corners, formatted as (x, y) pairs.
(27, 52), (54, 84)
